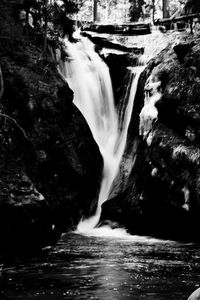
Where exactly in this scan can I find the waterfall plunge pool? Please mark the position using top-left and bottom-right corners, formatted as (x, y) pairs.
(1, 233), (200, 300)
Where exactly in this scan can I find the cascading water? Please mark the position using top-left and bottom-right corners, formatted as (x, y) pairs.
(61, 36), (144, 235)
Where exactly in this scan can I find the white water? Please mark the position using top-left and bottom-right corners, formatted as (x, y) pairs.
(139, 73), (162, 145)
(61, 37), (144, 236)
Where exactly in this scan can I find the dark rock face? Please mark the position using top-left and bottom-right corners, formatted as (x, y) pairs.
(0, 38), (103, 254)
(101, 36), (200, 242)
(173, 42), (194, 63)
(103, 52), (134, 107)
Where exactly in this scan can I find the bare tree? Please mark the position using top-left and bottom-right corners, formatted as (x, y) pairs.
(163, 0), (169, 18)
(43, 0), (49, 56)
(152, 0), (155, 23)
(0, 66), (4, 100)
(93, 0), (98, 22)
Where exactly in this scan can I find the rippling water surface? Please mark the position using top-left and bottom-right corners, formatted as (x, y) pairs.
(1, 233), (200, 300)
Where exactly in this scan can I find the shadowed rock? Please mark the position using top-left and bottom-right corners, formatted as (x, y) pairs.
(173, 42), (194, 63)
(188, 287), (200, 300)
(101, 35), (200, 242)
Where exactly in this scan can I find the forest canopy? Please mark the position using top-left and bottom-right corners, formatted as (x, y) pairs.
(0, 0), (200, 55)
(77, 0), (198, 23)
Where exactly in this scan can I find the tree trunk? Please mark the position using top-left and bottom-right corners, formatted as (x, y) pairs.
(163, 0), (169, 18)
(123, 0), (127, 23)
(0, 66), (4, 100)
(105, 0), (109, 23)
(43, 0), (48, 56)
(93, 0), (98, 22)
(152, 0), (155, 24)
(25, 7), (30, 35)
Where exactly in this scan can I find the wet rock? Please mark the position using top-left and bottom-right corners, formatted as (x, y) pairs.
(103, 52), (134, 106)
(188, 287), (200, 300)
(139, 73), (161, 141)
(173, 42), (193, 63)
(98, 219), (122, 229)
(0, 138), (59, 254)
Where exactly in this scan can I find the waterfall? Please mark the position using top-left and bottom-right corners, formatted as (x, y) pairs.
(61, 37), (144, 234)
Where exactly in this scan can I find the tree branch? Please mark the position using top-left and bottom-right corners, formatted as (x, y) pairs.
(0, 113), (31, 143)
(0, 66), (4, 100)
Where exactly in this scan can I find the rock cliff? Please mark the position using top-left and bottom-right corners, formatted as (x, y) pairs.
(0, 6), (103, 253)
(101, 34), (200, 242)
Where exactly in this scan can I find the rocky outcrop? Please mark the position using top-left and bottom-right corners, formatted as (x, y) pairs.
(0, 29), (103, 254)
(103, 52), (135, 107)
(101, 35), (200, 242)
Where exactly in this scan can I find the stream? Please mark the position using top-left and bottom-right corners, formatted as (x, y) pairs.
(1, 233), (200, 300)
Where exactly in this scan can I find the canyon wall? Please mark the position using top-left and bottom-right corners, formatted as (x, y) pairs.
(102, 35), (200, 242)
(0, 14), (103, 253)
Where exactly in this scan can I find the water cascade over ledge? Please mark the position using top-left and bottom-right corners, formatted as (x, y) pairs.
(60, 37), (144, 235)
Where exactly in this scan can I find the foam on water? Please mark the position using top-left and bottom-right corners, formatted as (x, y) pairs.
(75, 225), (177, 245)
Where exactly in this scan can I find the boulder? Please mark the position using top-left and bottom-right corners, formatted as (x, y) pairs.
(188, 288), (200, 300)
(173, 42), (194, 63)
